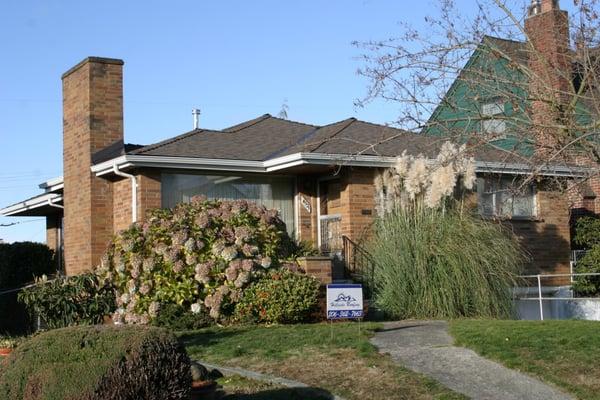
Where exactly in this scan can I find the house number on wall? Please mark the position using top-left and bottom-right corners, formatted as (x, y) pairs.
(300, 196), (311, 213)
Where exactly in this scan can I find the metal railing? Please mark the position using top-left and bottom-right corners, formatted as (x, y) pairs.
(516, 272), (600, 320)
(341, 235), (375, 296)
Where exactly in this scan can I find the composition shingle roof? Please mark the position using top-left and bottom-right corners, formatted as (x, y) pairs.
(122, 113), (519, 164)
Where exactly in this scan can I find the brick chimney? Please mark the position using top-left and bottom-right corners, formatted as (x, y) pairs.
(524, 0), (571, 156)
(62, 57), (124, 275)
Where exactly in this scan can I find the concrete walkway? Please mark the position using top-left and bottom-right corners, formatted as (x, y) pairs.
(370, 321), (574, 400)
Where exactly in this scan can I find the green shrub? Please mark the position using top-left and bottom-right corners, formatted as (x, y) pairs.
(0, 325), (191, 400)
(234, 269), (320, 324)
(368, 208), (524, 319)
(573, 217), (600, 296)
(18, 273), (116, 329)
(96, 197), (293, 324)
(0, 242), (57, 335)
(152, 303), (213, 331)
(574, 216), (600, 248)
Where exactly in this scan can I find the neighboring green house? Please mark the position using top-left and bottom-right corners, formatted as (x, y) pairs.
(424, 36), (533, 156)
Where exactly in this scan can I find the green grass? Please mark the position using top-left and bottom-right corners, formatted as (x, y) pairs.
(180, 321), (378, 362)
(450, 320), (600, 400)
(180, 322), (466, 400)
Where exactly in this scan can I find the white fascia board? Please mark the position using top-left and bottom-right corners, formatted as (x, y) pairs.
(0, 193), (62, 216)
(475, 161), (592, 178)
(91, 152), (592, 178)
(91, 155), (265, 176)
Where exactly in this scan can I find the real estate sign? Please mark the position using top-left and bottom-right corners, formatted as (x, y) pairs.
(326, 284), (363, 319)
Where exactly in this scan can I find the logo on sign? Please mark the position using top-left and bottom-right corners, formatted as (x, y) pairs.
(331, 293), (360, 308)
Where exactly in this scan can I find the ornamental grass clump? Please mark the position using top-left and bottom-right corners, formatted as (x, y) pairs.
(95, 196), (293, 324)
(370, 142), (524, 319)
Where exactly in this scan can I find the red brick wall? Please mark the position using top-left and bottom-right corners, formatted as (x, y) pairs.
(113, 171), (162, 233)
(113, 177), (132, 233)
(501, 189), (571, 286)
(45, 214), (61, 252)
(525, 2), (571, 156)
(297, 256), (332, 284)
(62, 57), (124, 275)
(137, 171), (162, 220)
(339, 168), (376, 244)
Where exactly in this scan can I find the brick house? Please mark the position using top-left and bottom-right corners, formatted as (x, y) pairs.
(0, 0), (592, 288)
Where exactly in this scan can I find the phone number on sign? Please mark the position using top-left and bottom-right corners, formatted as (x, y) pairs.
(327, 310), (363, 319)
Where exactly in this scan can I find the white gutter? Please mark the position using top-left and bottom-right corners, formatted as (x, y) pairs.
(112, 163), (138, 223)
(91, 152), (592, 178)
(0, 193), (63, 216)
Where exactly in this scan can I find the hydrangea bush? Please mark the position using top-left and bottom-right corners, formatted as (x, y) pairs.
(95, 196), (293, 324)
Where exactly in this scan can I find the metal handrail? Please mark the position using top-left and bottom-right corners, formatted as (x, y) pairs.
(341, 235), (375, 296)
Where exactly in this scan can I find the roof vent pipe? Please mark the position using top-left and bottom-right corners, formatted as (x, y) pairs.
(192, 108), (201, 130)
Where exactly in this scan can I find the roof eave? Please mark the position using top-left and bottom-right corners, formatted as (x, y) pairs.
(90, 153), (592, 178)
(0, 193), (63, 217)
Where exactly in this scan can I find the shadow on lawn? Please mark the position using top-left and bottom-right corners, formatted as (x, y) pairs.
(178, 327), (247, 348)
(220, 387), (334, 400)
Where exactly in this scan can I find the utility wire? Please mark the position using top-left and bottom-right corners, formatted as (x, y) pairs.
(0, 219), (44, 227)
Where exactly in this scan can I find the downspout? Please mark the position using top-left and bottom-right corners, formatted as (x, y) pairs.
(113, 163), (138, 223)
(47, 198), (64, 209)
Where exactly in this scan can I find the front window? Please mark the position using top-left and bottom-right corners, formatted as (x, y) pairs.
(477, 176), (536, 218)
(162, 173), (295, 234)
(481, 100), (506, 137)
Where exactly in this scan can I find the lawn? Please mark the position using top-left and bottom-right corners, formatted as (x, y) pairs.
(450, 320), (600, 400)
(180, 322), (466, 400)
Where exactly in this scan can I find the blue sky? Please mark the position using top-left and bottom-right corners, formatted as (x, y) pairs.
(0, 0), (578, 243)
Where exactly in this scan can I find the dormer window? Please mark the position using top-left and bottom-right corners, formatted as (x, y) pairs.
(481, 100), (506, 137)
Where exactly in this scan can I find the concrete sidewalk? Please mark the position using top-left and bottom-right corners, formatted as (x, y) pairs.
(371, 321), (574, 400)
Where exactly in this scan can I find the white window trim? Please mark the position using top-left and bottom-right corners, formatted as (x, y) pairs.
(481, 99), (507, 139)
(478, 177), (537, 219)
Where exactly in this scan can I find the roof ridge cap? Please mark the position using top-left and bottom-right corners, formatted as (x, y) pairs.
(309, 118), (357, 153)
(132, 129), (210, 154)
(224, 114), (272, 133)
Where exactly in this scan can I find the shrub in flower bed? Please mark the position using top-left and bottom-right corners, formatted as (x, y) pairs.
(0, 325), (191, 400)
(18, 273), (115, 329)
(95, 196), (294, 324)
(152, 303), (214, 330)
(234, 269), (320, 324)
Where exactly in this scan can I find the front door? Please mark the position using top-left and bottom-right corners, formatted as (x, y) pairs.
(318, 179), (342, 254)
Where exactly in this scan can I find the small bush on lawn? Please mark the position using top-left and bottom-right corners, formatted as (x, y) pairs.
(96, 196), (294, 324)
(18, 273), (116, 329)
(0, 242), (57, 335)
(234, 269), (320, 324)
(573, 217), (600, 296)
(0, 325), (191, 400)
(152, 303), (214, 330)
